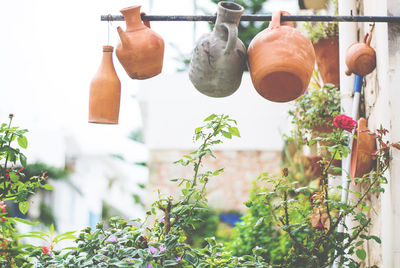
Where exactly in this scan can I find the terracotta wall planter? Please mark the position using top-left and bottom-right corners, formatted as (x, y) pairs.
(116, 5), (164, 79)
(189, 1), (246, 97)
(89, 46), (121, 124)
(313, 36), (340, 86)
(248, 11), (315, 102)
(345, 32), (376, 76)
(350, 118), (376, 183)
(299, 0), (328, 10)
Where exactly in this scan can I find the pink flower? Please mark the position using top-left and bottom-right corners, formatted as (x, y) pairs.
(216, 252), (221, 256)
(159, 245), (166, 252)
(149, 245), (157, 254)
(158, 217), (164, 223)
(333, 115), (357, 132)
(175, 256), (182, 262)
(147, 264), (153, 268)
(42, 246), (50, 254)
(107, 235), (117, 243)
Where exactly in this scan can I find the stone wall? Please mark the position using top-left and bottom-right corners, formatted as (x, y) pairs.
(145, 150), (282, 213)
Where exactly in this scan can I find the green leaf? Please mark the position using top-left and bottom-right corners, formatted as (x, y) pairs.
(10, 217), (38, 225)
(20, 153), (27, 167)
(19, 201), (29, 214)
(228, 127), (240, 137)
(356, 249), (366, 260)
(221, 131), (232, 139)
(204, 114), (217, 121)
(17, 135), (28, 149)
(42, 184), (54, 191)
(50, 224), (54, 236)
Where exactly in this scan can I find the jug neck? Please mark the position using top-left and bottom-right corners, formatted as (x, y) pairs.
(120, 6), (146, 32)
(100, 46), (116, 72)
(214, 2), (244, 27)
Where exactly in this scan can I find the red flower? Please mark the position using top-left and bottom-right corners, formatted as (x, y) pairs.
(42, 246), (50, 254)
(333, 115), (357, 132)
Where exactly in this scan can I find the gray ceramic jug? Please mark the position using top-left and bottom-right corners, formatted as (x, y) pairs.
(189, 1), (246, 98)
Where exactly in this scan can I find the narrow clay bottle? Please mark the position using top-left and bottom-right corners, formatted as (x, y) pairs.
(116, 6), (164, 79)
(89, 46), (121, 124)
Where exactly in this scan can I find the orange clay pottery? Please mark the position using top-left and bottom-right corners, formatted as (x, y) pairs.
(350, 118), (376, 183)
(89, 46), (121, 124)
(313, 36), (340, 86)
(345, 31), (376, 76)
(248, 11), (315, 102)
(189, 1), (246, 97)
(116, 5), (164, 79)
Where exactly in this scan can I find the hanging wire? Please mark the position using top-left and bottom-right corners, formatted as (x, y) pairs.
(101, 14), (400, 23)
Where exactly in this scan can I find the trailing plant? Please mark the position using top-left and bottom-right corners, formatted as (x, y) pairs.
(255, 115), (394, 267)
(0, 115), (55, 267)
(226, 181), (291, 266)
(302, 0), (338, 43)
(21, 114), (269, 267)
(288, 75), (341, 145)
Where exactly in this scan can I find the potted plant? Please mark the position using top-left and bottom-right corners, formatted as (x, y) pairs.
(299, 0), (328, 10)
(302, 0), (339, 86)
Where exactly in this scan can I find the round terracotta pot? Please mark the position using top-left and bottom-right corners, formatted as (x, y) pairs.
(89, 46), (121, 124)
(313, 36), (340, 86)
(345, 32), (376, 76)
(248, 11), (315, 102)
(350, 118), (376, 183)
(116, 5), (164, 79)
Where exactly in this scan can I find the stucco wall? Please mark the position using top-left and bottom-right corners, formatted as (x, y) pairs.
(146, 150), (282, 212)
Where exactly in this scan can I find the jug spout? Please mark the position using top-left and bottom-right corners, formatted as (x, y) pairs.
(117, 26), (128, 46)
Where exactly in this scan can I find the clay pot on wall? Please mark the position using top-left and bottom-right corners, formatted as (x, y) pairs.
(248, 11), (315, 102)
(350, 118), (376, 183)
(313, 36), (340, 86)
(345, 32), (376, 76)
(299, 0), (328, 10)
(116, 5), (164, 79)
(89, 46), (121, 124)
(189, 1), (246, 98)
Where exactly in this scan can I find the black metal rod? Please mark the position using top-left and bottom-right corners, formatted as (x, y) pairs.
(101, 14), (400, 23)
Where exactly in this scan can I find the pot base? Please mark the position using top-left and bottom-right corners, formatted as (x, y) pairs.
(257, 71), (303, 102)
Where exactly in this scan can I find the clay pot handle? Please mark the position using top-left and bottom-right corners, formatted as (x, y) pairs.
(141, 12), (151, 28)
(221, 23), (237, 54)
(270, 11), (294, 29)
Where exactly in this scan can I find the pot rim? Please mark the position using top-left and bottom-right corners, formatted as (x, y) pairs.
(218, 1), (244, 12)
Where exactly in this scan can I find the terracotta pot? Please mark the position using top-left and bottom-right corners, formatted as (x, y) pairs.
(345, 32), (376, 76)
(89, 46), (121, 124)
(116, 5), (164, 79)
(304, 155), (323, 178)
(313, 36), (340, 86)
(312, 117), (334, 134)
(350, 118), (376, 183)
(248, 11), (315, 102)
(300, 0), (328, 10)
(189, 2), (246, 97)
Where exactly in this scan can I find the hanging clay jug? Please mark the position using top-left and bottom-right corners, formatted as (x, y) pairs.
(89, 46), (121, 124)
(248, 11), (315, 102)
(345, 32), (376, 76)
(116, 5), (164, 80)
(350, 118), (376, 183)
(189, 2), (246, 98)
(313, 36), (340, 86)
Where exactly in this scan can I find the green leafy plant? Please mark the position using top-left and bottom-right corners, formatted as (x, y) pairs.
(226, 181), (291, 266)
(302, 0), (338, 43)
(288, 76), (341, 144)
(20, 114), (268, 267)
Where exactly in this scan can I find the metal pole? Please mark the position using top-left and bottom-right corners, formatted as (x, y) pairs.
(101, 14), (400, 23)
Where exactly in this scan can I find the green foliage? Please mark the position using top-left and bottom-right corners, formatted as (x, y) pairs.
(288, 77), (341, 145)
(23, 162), (68, 181)
(226, 181), (291, 265)
(302, 0), (338, 43)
